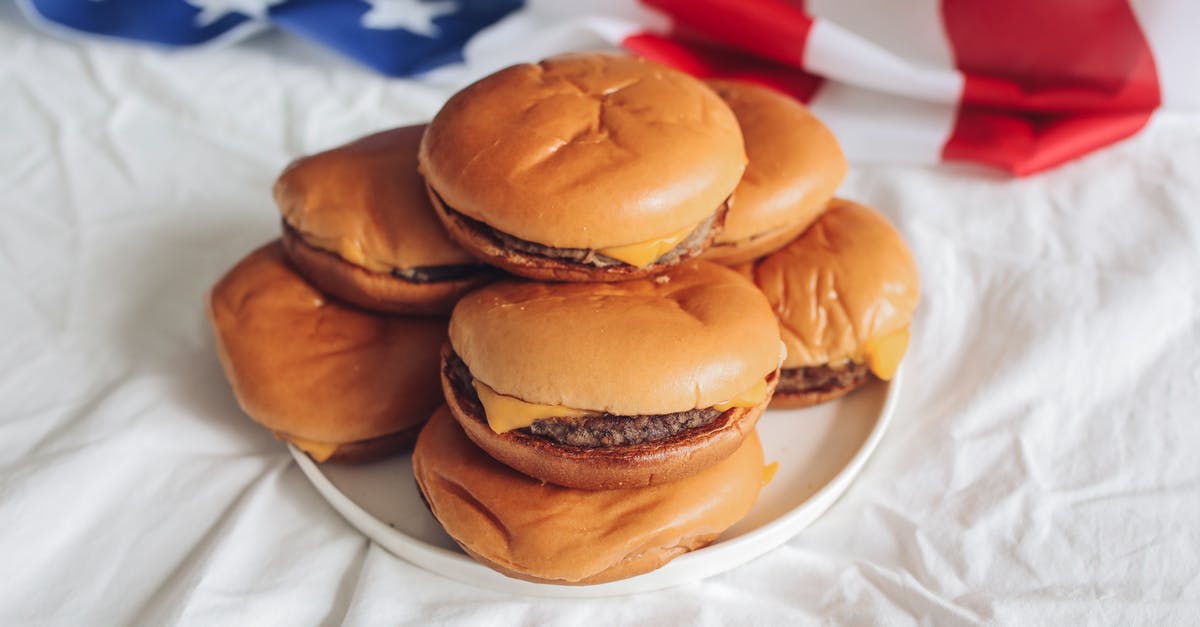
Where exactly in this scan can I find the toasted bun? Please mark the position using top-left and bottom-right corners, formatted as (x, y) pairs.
(419, 53), (746, 249)
(274, 125), (486, 314)
(449, 261), (781, 414)
(746, 199), (920, 369)
(281, 226), (491, 316)
(317, 426), (423, 464)
(703, 80), (846, 265)
(702, 215), (812, 267)
(413, 406), (766, 584)
(207, 241), (447, 451)
(429, 187), (725, 282)
(442, 342), (776, 489)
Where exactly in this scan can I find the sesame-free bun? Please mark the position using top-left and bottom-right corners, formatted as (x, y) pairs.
(274, 125), (488, 315)
(413, 406), (766, 585)
(700, 215), (812, 268)
(745, 199), (920, 370)
(312, 428), (423, 464)
(703, 80), (846, 265)
(419, 53), (746, 251)
(449, 261), (781, 414)
(207, 241), (447, 462)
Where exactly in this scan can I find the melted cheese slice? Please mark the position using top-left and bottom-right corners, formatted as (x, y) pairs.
(280, 433), (340, 462)
(301, 232), (392, 274)
(473, 381), (595, 434)
(862, 326), (910, 380)
(474, 375), (770, 434)
(596, 223), (696, 268)
(712, 378), (769, 412)
(762, 461), (780, 487)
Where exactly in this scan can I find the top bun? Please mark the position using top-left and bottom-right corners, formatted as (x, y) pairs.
(207, 241), (447, 443)
(449, 261), (781, 415)
(745, 199), (919, 369)
(420, 53), (746, 249)
(274, 125), (475, 273)
(704, 80), (845, 263)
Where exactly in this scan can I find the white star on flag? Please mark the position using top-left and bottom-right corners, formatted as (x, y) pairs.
(185, 0), (286, 27)
(361, 0), (459, 37)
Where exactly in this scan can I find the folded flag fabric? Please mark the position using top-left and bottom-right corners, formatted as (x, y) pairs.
(21, 0), (1199, 175)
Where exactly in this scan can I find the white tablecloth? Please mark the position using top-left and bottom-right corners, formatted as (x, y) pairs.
(3, 8), (1198, 625)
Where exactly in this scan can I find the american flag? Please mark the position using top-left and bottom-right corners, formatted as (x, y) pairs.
(20, 0), (1197, 175)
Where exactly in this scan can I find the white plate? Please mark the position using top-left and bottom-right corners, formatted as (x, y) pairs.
(291, 369), (901, 597)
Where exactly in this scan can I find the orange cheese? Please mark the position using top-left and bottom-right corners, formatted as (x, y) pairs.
(473, 381), (596, 433)
(862, 326), (910, 380)
(281, 433), (340, 462)
(475, 375), (770, 434)
(596, 223), (696, 268)
(301, 232), (391, 273)
(712, 378), (769, 411)
(762, 461), (779, 487)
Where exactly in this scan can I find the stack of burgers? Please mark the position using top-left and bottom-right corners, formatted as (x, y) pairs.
(208, 53), (920, 585)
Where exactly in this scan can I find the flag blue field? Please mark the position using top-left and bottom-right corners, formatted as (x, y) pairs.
(24, 0), (524, 75)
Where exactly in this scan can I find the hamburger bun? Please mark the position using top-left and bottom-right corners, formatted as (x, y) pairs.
(742, 199), (920, 408)
(413, 405), (767, 585)
(443, 260), (782, 488)
(703, 80), (846, 265)
(207, 241), (447, 462)
(420, 53), (746, 281)
(274, 125), (492, 315)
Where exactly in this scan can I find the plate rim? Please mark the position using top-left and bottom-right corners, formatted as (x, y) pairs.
(291, 368), (903, 597)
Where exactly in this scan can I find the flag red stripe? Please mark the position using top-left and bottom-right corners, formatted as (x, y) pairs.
(639, 0), (814, 68)
(623, 32), (823, 103)
(942, 0), (1161, 173)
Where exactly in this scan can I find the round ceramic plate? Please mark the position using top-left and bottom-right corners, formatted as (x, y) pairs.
(291, 369), (901, 597)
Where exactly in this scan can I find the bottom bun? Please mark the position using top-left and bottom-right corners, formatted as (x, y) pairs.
(282, 225), (492, 316)
(283, 425), (422, 464)
(413, 405), (766, 585)
(441, 346), (775, 489)
(207, 241), (448, 456)
(702, 217), (815, 266)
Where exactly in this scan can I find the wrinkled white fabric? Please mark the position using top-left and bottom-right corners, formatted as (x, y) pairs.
(2, 8), (1198, 626)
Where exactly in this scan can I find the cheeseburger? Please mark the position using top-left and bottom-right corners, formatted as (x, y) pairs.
(413, 406), (767, 585)
(275, 125), (492, 316)
(208, 242), (447, 462)
(441, 260), (782, 489)
(703, 80), (846, 265)
(742, 199), (920, 408)
(420, 53), (746, 282)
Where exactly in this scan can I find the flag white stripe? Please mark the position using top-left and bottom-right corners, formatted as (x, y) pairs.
(1129, 0), (1200, 108)
(804, 18), (962, 105)
(419, 0), (665, 87)
(808, 82), (958, 165)
(805, 0), (956, 71)
(803, 3), (960, 165)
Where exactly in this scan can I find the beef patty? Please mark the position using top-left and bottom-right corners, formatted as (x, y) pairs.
(392, 263), (487, 284)
(445, 351), (724, 448)
(435, 192), (722, 269)
(777, 362), (871, 395)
